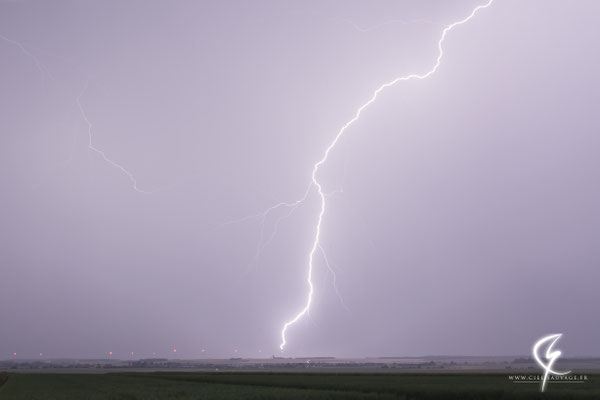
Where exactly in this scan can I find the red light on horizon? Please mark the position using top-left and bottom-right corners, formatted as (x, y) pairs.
(12, 352), (16, 356)
(173, 349), (177, 353)
(109, 351), (113, 356)
(39, 353), (43, 357)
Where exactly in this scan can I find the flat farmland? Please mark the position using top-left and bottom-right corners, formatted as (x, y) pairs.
(0, 372), (598, 399)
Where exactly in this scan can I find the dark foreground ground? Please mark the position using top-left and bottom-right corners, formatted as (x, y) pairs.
(0, 372), (598, 400)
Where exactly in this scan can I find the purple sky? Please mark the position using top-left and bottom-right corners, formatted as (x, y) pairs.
(1, 0), (599, 359)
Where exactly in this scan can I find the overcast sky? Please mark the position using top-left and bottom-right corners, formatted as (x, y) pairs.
(1, 0), (599, 359)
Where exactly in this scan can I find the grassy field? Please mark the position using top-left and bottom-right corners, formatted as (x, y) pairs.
(0, 372), (597, 399)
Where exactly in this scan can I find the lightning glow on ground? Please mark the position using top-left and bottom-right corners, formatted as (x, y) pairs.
(279, 0), (495, 351)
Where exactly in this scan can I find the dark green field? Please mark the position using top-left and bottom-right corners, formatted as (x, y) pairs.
(0, 372), (597, 399)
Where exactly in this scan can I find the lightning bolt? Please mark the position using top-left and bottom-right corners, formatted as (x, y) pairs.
(220, 184), (312, 228)
(279, 0), (495, 351)
(237, 196), (304, 283)
(0, 33), (53, 83)
(318, 244), (349, 314)
(219, 183), (313, 288)
(1, 32), (148, 194)
(76, 81), (150, 194)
